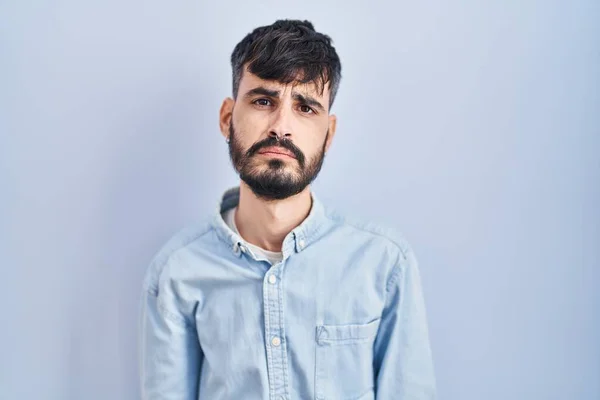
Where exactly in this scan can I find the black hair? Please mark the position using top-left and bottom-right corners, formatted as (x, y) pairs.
(230, 19), (342, 109)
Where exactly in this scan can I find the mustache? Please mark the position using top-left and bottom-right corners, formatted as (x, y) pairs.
(246, 136), (305, 165)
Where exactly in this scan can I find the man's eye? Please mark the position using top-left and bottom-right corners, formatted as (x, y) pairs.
(254, 99), (272, 106)
(299, 105), (314, 114)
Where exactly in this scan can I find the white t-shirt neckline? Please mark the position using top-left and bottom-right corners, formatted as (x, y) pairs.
(222, 207), (284, 265)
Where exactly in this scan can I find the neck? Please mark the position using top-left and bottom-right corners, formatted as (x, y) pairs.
(234, 182), (312, 252)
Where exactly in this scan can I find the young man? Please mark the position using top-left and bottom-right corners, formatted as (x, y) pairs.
(139, 19), (436, 400)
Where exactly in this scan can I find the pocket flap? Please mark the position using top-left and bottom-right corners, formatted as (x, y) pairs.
(317, 318), (381, 344)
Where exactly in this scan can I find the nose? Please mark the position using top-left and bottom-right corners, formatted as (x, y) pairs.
(268, 108), (293, 140)
(268, 131), (291, 141)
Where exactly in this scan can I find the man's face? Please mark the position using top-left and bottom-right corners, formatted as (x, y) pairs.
(221, 69), (336, 200)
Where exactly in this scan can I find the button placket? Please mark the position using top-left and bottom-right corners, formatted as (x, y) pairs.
(262, 262), (289, 399)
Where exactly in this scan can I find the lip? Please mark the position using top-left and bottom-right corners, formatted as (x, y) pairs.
(257, 147), (296, 159)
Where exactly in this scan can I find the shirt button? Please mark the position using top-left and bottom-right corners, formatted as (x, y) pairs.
(268, 275), (277, 284)
(299, 239), (305, 248)
(271, 336), (281, 347)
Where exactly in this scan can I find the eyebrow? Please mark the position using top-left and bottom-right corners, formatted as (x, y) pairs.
(243, 86), (326, 113)
(293, 93), (326, 113)
(243, 87), (280, 99)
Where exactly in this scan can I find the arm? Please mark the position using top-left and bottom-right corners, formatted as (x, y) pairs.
(373, 247), (436, 399)
(139, 281), (203, 399)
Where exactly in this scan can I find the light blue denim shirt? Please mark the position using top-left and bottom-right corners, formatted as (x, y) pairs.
(139, 187), (436, 400)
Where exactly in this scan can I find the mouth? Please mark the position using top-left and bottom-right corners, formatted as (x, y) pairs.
(257, 147), (297, 159)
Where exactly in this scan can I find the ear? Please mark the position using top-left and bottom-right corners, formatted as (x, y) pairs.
(219, 97), (235, 140)
(325, 114), (337, 153)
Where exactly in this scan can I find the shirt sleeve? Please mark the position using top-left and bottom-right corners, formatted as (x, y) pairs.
(373, 246), (437, 399)
(139, 280), (203, 400)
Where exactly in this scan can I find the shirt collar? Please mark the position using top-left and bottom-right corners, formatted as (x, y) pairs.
(211, 186), (328, 259)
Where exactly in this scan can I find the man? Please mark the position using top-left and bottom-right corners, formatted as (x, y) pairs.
(139, 19), (436, 400)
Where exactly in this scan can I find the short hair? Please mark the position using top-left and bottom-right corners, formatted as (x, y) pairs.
(230, 19), (342, 109)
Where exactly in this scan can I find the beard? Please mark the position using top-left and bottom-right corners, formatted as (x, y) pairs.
(228, 122), (327, 201)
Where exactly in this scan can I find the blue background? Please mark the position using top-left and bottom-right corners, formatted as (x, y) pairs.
(1, 1), (598, 399)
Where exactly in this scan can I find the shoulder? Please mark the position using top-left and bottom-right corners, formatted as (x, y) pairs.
(323, 205), (418, 290)
(325, 205), (412, 254)
(142, 218), (214, 292)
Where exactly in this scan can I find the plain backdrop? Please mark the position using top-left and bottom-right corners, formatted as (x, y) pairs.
(1, 1), (598, 399)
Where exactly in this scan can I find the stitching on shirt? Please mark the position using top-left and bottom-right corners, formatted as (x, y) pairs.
(145, 287), (192, 329)
(385, 257), (404, 293)
(147, 286), (158, 296)
(323, 207), (412, 294)
(144, 223), (213, 327)
(149, 223), (213, 286)
(279, 264), (291, 398)
(156, 294), (191, 328)
(318, 336), (377, 345)
(264, 280), (275, 399)
(326, 209), (410, 256)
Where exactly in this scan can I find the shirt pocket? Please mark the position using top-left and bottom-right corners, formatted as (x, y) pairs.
(315, 318), (381, 400)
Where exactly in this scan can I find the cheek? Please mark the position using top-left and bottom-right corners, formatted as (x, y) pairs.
(299, 126), (328, 154)
(234, 110), (269, 143)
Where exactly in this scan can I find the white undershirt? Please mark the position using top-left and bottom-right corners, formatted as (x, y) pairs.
(223, 207), (284, 265)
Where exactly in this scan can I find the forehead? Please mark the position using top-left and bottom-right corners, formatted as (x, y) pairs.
(238, 69), (331, 106)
